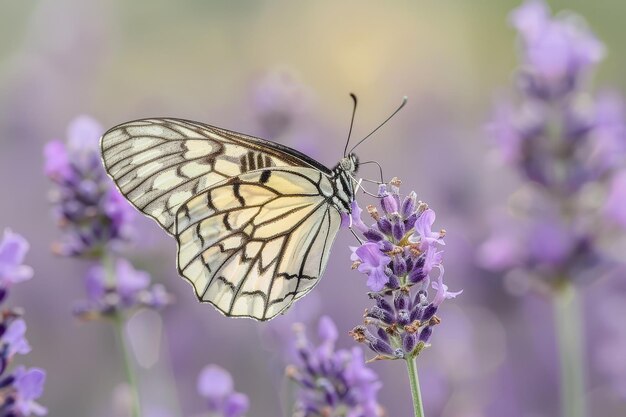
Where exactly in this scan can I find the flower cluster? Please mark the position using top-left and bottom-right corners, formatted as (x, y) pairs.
(480, 0), (626, 285)
(0, 229), (46, 416)
(197, 364), (249, 417)
(348, 179), (460, 360)
(72, 258), (172, 320)
(286, 316), (383, 417)
(44, 115), (135, 258)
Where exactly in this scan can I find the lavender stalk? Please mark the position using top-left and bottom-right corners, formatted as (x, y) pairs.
(347, 178), (461, 417)
(44, 116), (173, 417)
(480, 1), (626, 415)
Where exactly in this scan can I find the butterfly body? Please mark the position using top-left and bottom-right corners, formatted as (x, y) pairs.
(101, 118), (357, 320)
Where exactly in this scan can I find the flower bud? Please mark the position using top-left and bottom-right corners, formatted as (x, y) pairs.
(402, 332), (417, 354)
(401, 191), (417, 218)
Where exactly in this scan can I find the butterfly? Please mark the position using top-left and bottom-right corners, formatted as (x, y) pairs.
(100, 96), (405, 321)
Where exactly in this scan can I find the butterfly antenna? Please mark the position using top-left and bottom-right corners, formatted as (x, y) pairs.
(344, 93), (358, 157)
(348, 96), (407, 154)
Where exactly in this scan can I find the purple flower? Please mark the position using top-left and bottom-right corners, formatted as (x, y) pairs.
(43, 141), (71, 181)
(0, 229), (33, 288)
(74, 258), (171, 319)
(349, 180), (459, 362)
(412, 208), (445, 249)
(44, 115), (135, 258)
(11, 367), (47, 416)
(350, 243), (391, 292)
(1, 319), (31, 358)
(431, 267), (463, 307)
(197, 365), (249, 417)
(482, 0), (626, 287)
(0, 230), (46, 415)
(345, 200), (369, 233)
(288, 316), (383, 417)
(421, 245), (443, 278)
(510, 0), (604, 98)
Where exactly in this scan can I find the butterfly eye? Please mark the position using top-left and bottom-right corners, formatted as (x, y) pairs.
(341, 158), (353, 171)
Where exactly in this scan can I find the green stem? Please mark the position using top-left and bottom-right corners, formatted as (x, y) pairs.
(553, 281), (586, 417)
(113, 314), (142, 417)
(103, 253), (142, 417)
(405, 356), (425, 417)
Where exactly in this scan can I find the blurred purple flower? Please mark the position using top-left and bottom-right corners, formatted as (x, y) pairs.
(197, 364), (249, 417)
(0, 231), (46, 416)
(11, 366), (47, 416)
(287, 316), (383, 417)
(249, 69), (308, 138)
(349, 179), (459, 362)
(1, 319), (31, 358)
(482, 0), (626, 284)
(0, 229), (34, 288)
(510, 0), (604, 99)
(74, 258), (172, 320)
(44, 115), (136, 258)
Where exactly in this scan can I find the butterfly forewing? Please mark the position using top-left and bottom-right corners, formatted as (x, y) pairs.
(100, 118), (331, 234)
(100, 118), (352, 320)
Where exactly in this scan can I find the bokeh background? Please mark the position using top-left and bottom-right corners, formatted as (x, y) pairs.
(1, 1), (625, 416)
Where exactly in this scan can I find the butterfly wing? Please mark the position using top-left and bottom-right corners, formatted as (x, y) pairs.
(176, 167), (342, 320)
(100, 118), (331, 234)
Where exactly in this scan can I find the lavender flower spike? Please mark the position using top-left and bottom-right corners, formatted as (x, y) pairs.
(44, 116), (136, 258)
(349, 179), (460, 361)
(0, 230), (47, 416)
(287, 316), (384, 417)
(73, 258), (172, 320)
(482, 2), (625, 416)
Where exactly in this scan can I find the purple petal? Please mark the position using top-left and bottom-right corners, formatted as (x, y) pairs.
(354, 243), (389, 269)
(318, 316), (338, 344)
(13, 367), (47, 416)
(115, 259), (151, 300)
(431, 267), (462, 307)
(0, 229), (30, 267)
(366, 269), (389, 292)
(223, 392), (249, 417)
(0, 229), (33, 286)
(67, 115), (103, 152)
(349, 200), (369, 233)
(509, 0), (550, 41)
(3, 319), (31, 357)
(43, 140), (71, 180)
(197, 365), (234, 400)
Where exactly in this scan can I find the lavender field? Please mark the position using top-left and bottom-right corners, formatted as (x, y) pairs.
(1, 1), (626, 416)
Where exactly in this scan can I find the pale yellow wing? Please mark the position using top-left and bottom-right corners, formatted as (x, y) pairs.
(175, 167), (341, 320)
(100, 118), (332, 234)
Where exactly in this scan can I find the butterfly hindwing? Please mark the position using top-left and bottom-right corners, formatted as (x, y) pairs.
(175, 167), (342, 320)
(100, 118), (331, 234)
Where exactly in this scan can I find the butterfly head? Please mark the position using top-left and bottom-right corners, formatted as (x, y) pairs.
(339, 153), (359, 174)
